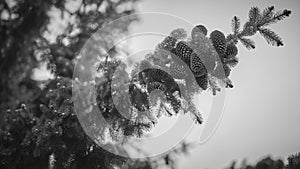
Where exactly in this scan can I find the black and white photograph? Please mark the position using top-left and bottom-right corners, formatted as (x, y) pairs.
(0, 0), (299, 169)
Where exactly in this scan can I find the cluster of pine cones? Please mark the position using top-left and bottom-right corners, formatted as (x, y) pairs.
(159, 25), (238, 90)
(99, 6), (292, 135)
(128, 25), (240, 115)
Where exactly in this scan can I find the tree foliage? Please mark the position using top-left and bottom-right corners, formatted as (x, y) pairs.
(0, 0), (157, 168)
(228, 6), (291, 48)
(226, 152), (300, 169)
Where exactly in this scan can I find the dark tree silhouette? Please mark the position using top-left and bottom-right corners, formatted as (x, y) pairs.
(286, 153), (300, 169)
(226, 152), (300, 169)
(0, 0), (153, 168)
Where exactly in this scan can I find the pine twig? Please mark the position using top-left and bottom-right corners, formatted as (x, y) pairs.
(257, 6), (275, 27)
(238, 37), (255, 49)
(231, 16), (241, 35)
(260, 9), (291, 27)
(248, 6), (261, 24)
(258, 28), (284, 46)
(227, 6), (291, 49)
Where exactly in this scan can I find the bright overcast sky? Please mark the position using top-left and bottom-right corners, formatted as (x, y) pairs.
(134, 0), (300, 169)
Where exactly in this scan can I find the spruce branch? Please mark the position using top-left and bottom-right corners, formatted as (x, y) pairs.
(238, 37), (255, 49)
(258, 28), (284, 46)
(227, 6), (291, 49)
(273, 9), (291, 21)
(257, 6), (275, 27)
(260, 9), (291, 27)
(231, 16), (241, 35)
(240, 21), (257, 36)
(248, 6), (261, 25)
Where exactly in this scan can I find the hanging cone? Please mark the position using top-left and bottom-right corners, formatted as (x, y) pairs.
(147, 81), (167, 93)
(144, 68), (169, 83)
(191, 24), (208, 40)
(224, 43), (238, 59)
(170, 48), (183, 64)
(175, 41), (193, 65)
(195, 74), (208, 90)
(190, 53), (207, 77)
(210, 30), (227, 56)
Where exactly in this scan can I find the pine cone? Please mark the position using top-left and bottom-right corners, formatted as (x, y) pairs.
(190, 53), (207, 77)
(144, 68), (167, 82)
(191, 25), (208, 39)
(159, 36), (177, 51)
(224, 43), (238, 59)
(174, 41), (193, 65)
(210, 30), (227, 56)
(147, 81), (167, 92)
(170, 48), (182, 63)
(170, 63), (187, 79)
(144, 68), (174, 84)
(195, 74), (208, 90)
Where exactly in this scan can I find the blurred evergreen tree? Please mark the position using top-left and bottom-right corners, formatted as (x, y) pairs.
(0, 0), (171, 168)
(227, 157), (284, 169)
(286, 153), (300, 169)
(226, 152), (300, 169)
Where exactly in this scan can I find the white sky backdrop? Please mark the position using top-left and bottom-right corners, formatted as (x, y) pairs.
(135, 0), (300, 169)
